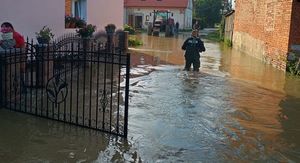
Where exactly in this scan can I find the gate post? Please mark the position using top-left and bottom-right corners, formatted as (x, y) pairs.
(124, 53), (130, 137)
(105, 24), (116, 52)
(0, 56), (3, 108)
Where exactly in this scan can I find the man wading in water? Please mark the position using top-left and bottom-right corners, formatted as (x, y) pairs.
(181, 30), (206, 72)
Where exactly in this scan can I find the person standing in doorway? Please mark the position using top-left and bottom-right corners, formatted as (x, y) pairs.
(181, 30), (205, 72)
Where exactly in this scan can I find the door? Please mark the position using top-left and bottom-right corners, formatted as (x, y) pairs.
(135, 16), (143, 29)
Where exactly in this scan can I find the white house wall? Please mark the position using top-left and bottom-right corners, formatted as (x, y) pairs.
(184, 8), (193, 29)
(125, 8), (192, 30)
(0, 0), (123, 41)
(87, 0), (123, 31)
(0, 0), (64, 40)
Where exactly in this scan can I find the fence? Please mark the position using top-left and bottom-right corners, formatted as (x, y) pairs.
(0, 34), (130, 137)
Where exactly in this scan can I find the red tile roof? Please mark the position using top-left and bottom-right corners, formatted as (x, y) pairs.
(124, 0), (189, 9)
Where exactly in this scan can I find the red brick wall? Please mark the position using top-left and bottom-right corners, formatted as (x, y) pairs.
(234, 0), (293, 70)
(290, 0), (300, 45)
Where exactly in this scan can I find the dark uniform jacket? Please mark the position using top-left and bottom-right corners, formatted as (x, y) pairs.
(181, 36), (205, 57)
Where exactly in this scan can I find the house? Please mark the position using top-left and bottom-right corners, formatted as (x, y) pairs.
(124, 0), (193, 30)
(0, 0), (124, 40)
(232, 0), (300, 71)
(223, 10), (235, 45)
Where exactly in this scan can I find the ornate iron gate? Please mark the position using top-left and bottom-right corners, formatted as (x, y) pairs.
(0, 39), (130, 137)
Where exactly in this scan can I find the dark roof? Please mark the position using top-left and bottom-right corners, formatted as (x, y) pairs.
(224, 10), (235, 17)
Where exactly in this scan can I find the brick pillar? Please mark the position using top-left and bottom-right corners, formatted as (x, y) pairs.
(105, 24), (116, 53)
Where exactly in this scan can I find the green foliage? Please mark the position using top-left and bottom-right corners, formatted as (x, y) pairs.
(203, 30), (221, 42)
(286, 59), (300, 76)
(128, 36), (143, 47)
(219, 16), (225, 41)
(35, 26), (54, 42)
(194, 0), (223, 28)
(124, 24), (136, 35)
(75, 17), (86, 28)
(76, 24), (96, 38)
(224, 39), (232, 47)
(65, 15), (86, 28)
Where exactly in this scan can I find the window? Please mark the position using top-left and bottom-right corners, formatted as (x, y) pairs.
(72, 0), (87, 21)
(65, 0), (87, 28)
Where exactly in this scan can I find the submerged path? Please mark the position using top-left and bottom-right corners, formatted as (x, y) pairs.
(126, 32), (300, 162)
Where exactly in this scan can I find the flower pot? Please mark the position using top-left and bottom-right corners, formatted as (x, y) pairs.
(37, 37), (49, 44)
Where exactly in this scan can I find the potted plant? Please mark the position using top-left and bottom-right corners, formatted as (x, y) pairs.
(35, 26), (55, 44)
(75, 16), (86, 28)
(76, 24), (96, 38)
(105, 24), (116, 34)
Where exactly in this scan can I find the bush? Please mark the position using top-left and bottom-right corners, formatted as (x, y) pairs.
(124, 24), (135, 35)
(76, 24), (96, 38)
(224, 39), (232, 47)
(203, 30), (221, 42)
(128, 36), (143, 47)
(35, 26), (54, 44)
(286, 52), (300, 76)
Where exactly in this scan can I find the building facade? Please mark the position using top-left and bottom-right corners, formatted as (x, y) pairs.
(233, 0), (300, 71)
(0, 0), (124, 40)
(124, 0), (193, 30)
(224, 10), (235, 45)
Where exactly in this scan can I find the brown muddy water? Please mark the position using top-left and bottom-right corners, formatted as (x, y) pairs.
(1, 32), (300, 162)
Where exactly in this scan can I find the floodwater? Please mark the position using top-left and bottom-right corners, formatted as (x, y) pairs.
(1, 32), (300, 162)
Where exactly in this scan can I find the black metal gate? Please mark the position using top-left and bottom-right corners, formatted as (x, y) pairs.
(0, 38), (130, 137)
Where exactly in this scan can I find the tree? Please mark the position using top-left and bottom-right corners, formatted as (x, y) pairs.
(193, 0), (223, 28)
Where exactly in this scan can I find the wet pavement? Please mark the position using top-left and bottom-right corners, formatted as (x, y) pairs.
(1, 32), (300, 162)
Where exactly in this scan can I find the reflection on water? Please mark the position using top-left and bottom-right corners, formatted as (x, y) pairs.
(1, 32), (300, 162)
(0, 109), (141, 162)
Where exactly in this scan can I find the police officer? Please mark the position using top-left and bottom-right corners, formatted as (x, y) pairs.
(181, 30), (205, 72)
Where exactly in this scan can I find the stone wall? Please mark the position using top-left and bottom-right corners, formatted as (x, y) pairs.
(233, 0), (294, 71)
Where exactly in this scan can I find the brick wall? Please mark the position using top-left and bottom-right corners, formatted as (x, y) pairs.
(233, 0), (293, 71)
(65, 0), (72, 16)
(290, 0), (300, 45)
